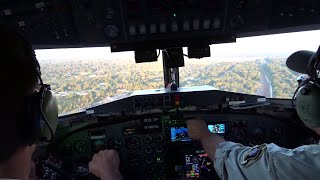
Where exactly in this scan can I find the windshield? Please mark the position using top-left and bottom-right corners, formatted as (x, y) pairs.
(37, 30), (320, 116)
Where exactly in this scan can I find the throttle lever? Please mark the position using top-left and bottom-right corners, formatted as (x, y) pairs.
(39, 159), (74, 179)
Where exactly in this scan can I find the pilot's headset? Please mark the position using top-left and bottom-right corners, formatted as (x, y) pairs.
(12, 29), (59, 145)
(291, 46), (320, 128)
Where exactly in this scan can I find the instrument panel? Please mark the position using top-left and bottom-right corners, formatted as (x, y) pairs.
(34, 89), (319, 180)
(39, 111), (307, 180)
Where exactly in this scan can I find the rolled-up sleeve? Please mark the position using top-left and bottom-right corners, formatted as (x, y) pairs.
(213, 142), (320, 180)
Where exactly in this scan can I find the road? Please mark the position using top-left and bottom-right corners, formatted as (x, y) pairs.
(257, 60), (273, 98)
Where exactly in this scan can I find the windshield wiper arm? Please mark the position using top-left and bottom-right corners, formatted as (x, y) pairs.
(230, 101), (270, 110)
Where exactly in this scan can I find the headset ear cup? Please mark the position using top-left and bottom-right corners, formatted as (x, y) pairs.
(296, 83), (320, 128)
(41, 89), (58, 141)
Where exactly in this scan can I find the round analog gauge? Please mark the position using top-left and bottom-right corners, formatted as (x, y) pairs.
(73, 140), (88, 153)
(108, 137), (123, 151)
(125, 136), (140, 150)
(92, 139), (106, 152)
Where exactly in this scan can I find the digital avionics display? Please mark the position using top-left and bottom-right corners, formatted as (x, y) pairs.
(171, 127), (191, 142)
(171, 124), (225, 142)
(185, 154), (214, 179)
(208, 124), (225, 134)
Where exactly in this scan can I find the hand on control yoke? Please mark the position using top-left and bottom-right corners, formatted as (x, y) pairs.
(89, 149), (123, 180)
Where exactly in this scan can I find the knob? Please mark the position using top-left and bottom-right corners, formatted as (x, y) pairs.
(155, 146), (163, 153)
(125, 136), (140, 150)
(145, 156), (153, 164)
(144, 135), (153, 144)
(145, 146), (153, 154)
(156, 156), (164, 163)
(108, 137), (123, 151)
(155, 135), (164, 143)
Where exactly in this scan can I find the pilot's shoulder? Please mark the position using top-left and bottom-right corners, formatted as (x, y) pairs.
(267, 143), (320, 164)
(267, 143), (320, 154)
(265, 144), (320, 179)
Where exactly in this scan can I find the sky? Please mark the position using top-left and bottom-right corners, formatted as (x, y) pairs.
(35, 30), (320, 61)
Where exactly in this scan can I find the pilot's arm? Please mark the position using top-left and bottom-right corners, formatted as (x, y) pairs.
(187, 120), (320, 180)
(214, 141), (320, 180)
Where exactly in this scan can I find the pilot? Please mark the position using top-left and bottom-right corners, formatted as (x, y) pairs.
(187, 50), (320, 179)
(0, 26), (122, 180)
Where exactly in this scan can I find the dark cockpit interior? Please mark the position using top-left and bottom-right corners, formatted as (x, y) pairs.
(1, 0), (320, 179)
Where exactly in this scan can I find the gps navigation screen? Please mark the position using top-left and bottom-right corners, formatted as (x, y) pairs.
(171, 127), (191, 142)
(171, 124), (226, 142)
(208, 124), (225, 134)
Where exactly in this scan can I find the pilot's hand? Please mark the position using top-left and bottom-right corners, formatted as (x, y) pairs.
(186, 119), (211, 141)
(89, 149), (122, 180)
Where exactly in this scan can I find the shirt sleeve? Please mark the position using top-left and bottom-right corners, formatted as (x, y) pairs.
(213, 142), (320, 180)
